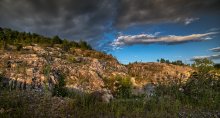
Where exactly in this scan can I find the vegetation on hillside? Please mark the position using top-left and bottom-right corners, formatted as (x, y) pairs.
(0, 27), (92, 51)
(0, 58), (219, 117)
(157, 58), (189, 66)
(0, 28), (219, 117)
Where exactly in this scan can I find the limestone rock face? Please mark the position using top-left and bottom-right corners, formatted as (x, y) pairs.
(127, 62), (193, 86)
(0, 45), (194, 96)
(0, 45), (127, 93)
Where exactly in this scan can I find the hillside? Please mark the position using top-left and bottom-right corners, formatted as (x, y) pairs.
(0, 28), (219, 117)
(127, 62), (193, 86)
(0, 43), (195, 93)
(0, 44), (127, 93)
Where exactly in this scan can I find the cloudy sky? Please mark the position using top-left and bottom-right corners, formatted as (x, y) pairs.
(0, 0), (220, 64)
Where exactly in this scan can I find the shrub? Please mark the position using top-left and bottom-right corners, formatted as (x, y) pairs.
(16, 43), (23, 51)
(67, 55), (77, 63)
(192, 58), (214, 74)
(52, 72), (67, 97)
(114, 76), (132, 98)
(183, 72), (220, 107)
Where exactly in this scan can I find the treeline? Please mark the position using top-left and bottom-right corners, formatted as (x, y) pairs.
(157, 58), (188, 66)
(0, 27), (92, 51)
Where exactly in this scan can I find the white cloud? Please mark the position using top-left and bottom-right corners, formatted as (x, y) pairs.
(111, 32), (218, 48)
(184, 17), (199, 25)
(192, 54), (220, 60)
(192, 46), (220, 61)
(209, 27), (220, 32)
(209, 47), (220, 52)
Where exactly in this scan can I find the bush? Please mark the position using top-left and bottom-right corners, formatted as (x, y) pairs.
(67, 55), (77, 63)
(16, 43), (23, 51)
(52, 72), (67, 97)
(183, 72), (220, 107)
(114, 76), (132, 98)
(192, 58), (214, 74)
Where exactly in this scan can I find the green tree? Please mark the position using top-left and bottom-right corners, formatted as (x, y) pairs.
(172, 60), (184, 66)
(165, 59), (170, 64)
(160, 58), (166, 63)
(61, 39), (72, 51)
(79, 40), (92, 50)
(52, 35), (62, 45)
(192, 58), (214, 74)
(156, 59), (160, 62)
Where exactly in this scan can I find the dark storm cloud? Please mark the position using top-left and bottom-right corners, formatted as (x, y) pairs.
(0, 0), (219, 48)
(116, 0), (220, 28)
(0, 0), (116, 42)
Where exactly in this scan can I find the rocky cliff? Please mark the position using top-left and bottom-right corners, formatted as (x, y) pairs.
(0, 44), (193, 94)
(127, 62), (193, 86)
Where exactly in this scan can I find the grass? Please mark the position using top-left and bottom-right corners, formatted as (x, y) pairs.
(0, 72), (219, 118)
(0, 58), (219, 117)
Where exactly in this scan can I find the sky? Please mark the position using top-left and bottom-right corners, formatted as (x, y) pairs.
(0, 0), (220, 64)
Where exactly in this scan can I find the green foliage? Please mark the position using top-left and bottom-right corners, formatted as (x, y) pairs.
(157, 58), (186, 66)
(192, 58), (214, 74)
(155, 70), (220, 110)
(79, 40), (92, 50)
(67, 55), (77, 63)
(172, 60), (185, 66)
(43, 65), (51, 77)
(183, 72), (220, 107)
(51, 35), (62, 45)
(214, 63), (220, 69)
(103, 77), (115, 93)
(159, 58), (166, 63)
(16, 43), (23, 51)
(0, 73), (3, 88)
(52, 72), (67, 97)
(61, 39), (73, 51)
(0, 27), (93, 50)
(103, 75), (133, 98)
(0, 70), (219, 117)
(114, 76), (132, 98)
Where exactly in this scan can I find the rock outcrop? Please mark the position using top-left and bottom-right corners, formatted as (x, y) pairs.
(0, 45), (127, 94)
(0, 44), (194, 97)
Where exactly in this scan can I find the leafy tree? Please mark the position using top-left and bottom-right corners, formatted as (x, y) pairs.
(192, 58), (214, 74)
(160, 58), (166, 63)
(156, 59), (160, 62)
(172, 60), (184, 66)
(165, 59), (170, 64)
(52, 35), (62, 45)
(61, 39), (72, 51)
(79, 40), (92, 50)
(0, 27), (93, 50)
(0, 28), (4, 40)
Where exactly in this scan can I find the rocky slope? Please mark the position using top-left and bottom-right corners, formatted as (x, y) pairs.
(127, 62), (193, 86)
(0, 44), (127, 93)
(0, 44), (193, 95)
